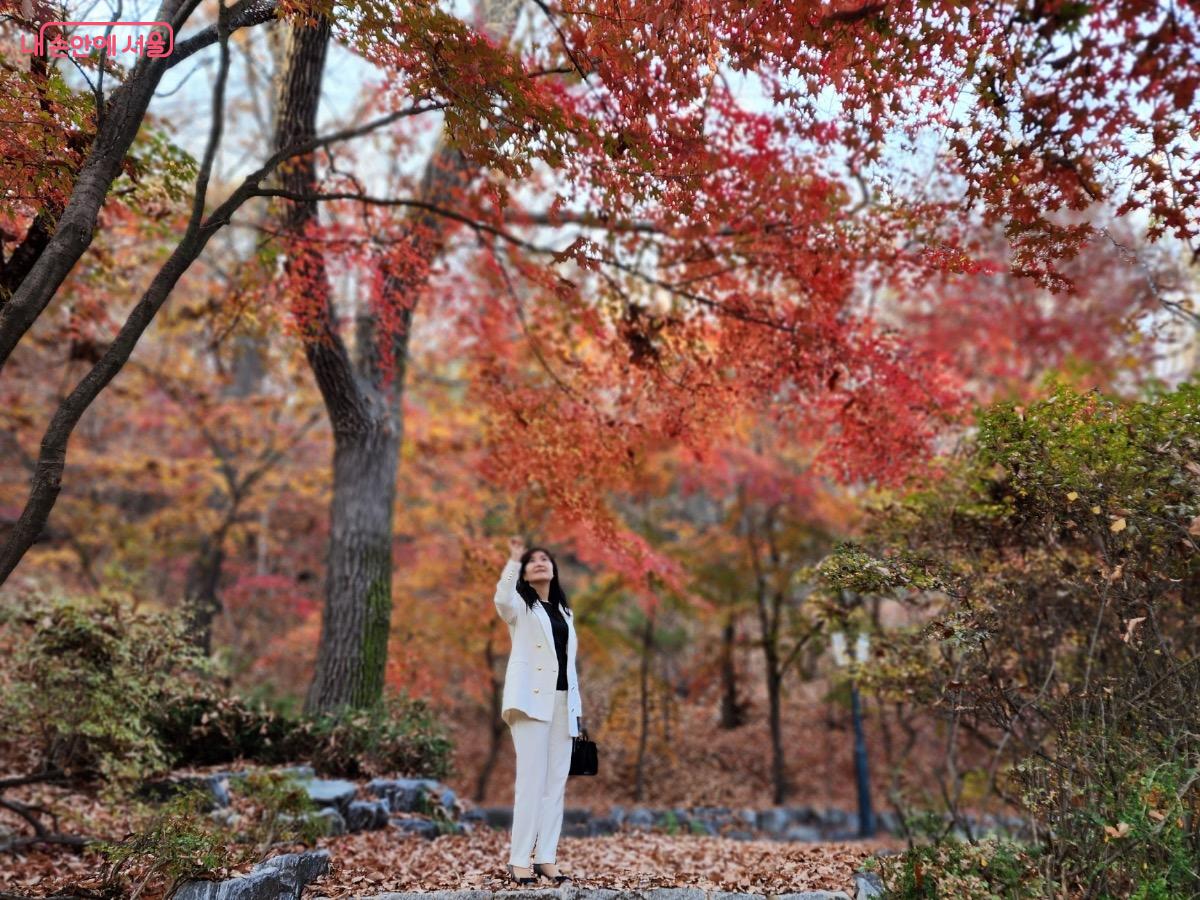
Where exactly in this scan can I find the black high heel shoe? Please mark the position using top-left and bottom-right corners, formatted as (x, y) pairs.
(532, 862), (573, 886)
(505, 863), (537, 885)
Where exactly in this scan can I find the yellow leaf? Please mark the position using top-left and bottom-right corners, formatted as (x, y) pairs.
(1110, 518), (1127, 533)
(1091, 505), (1102, 514)
(1066, 491), (1078, 501)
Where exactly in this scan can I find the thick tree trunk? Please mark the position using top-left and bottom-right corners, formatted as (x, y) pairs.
(306, 420), (402, 710)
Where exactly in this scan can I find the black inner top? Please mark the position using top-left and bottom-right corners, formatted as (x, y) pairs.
(538, 599), (569, 690)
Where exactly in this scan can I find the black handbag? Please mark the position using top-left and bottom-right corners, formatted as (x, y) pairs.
(569, 726), (598, 776)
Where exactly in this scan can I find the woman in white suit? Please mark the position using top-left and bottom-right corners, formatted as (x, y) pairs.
(495, 535), (583, 886)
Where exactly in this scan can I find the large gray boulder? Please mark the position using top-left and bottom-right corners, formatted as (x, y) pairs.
(391, 814), (440, 839)
(173, 867), (292, 900)
(174, 849), (330, 900)
(255, 850), (332, 889)
(853, 871), (885, 900)
(302, 778), (358, 812)
(367, 777), (453, 813)
(346, 799), (391, 831)
(757, 808), (790, 834)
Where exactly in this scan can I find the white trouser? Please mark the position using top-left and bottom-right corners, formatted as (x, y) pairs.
(508, 689), (572, 866)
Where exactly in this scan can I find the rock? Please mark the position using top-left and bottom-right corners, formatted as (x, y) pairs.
(757, 807), (790, 834)
(626, 806), (654, 829)
(608, 804), (626, 826)
(138, 773), (231, 811)
(254, 850), (332, 888)
(712, 893), (765, 900)
(312, 807), (347, 836)
(482, 806), (513, 828)
(774, 893), (852, 900)
(725, 829), (756, 841)
(783, 825), (823, 842)
(206, 774), (233, 808)
(207, 807), (239, 829)
(303, 778), (358, 812)
(174, 868), (292, 900)
(367, 777), (443, 813)
(563, 806), (591, 824)
(391, 815), (439, 839)
(787, 805), (819, 826)
(645, 888), (706, 900)
(173, 852), (331, 900)
(819, 808), (852, 830)
(737, 808), (758, 828)
(853, 870), (885, 900)
(588, 817), (618, 836)
(346, 799), (390, 831)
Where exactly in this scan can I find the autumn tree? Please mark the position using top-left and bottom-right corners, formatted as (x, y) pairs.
(1, 2), (1197, 741)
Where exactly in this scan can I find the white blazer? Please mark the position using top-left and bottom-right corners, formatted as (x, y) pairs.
(494, 558), (584, 737)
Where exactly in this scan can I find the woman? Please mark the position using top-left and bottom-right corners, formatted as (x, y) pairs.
(494, 535), (583, 886)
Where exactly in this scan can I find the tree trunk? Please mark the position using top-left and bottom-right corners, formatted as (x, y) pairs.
(0, 0), (281, 587)
(184, 534), (225, 655)
(306, 420), (402, 710)
(270, 0), (522, 715)
(633, 605), (655, 802)
(473, 636), (506, 802)
(719, 611), (748, 728)
(766, 658), (789, 804)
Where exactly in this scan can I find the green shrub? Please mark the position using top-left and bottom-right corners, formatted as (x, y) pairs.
(870, 837), (1045, 899)
(98, 771), (322, 899)
(151, 688), (454, 780)
(149, 693), (297, 767)
(0, 590), (211, 791)
(301, 692), (454, 780)
(820, 381), (1200, 897)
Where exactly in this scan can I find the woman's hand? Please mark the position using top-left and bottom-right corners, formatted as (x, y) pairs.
(508, 535), (526, 562)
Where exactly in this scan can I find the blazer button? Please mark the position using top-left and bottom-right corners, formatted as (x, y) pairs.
(536, 643), (542, 648)
(533, 688), (540, 693)
(536, 665), (542, 671)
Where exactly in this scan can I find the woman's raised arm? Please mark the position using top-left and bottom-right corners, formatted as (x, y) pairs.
(493, 535), (525, 625)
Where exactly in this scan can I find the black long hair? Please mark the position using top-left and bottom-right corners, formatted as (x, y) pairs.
(515, 546), (572, 616)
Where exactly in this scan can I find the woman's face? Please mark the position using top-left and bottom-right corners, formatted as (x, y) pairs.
(523, 550), (554, 585)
